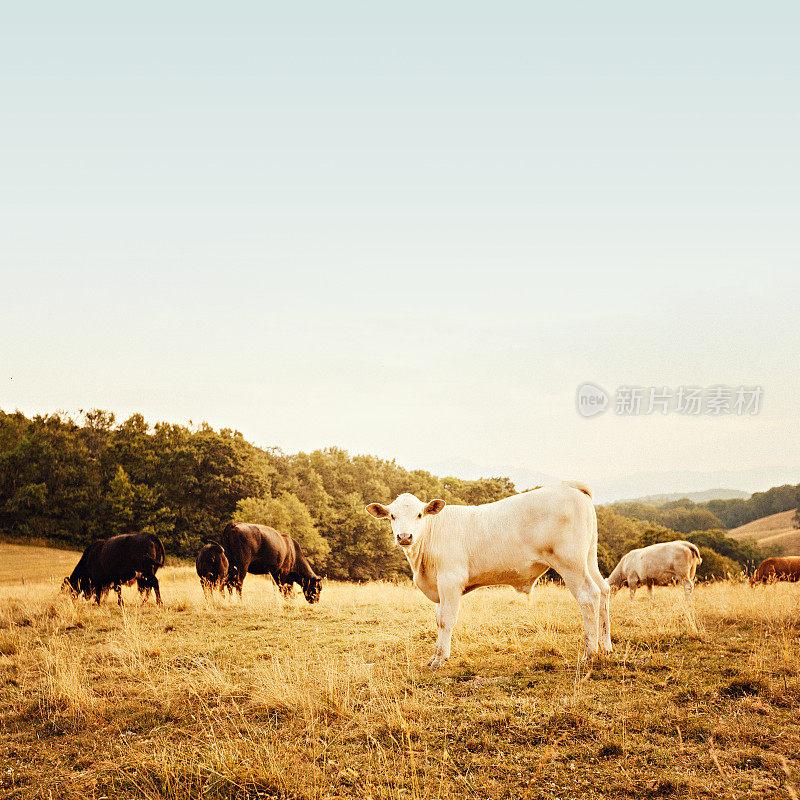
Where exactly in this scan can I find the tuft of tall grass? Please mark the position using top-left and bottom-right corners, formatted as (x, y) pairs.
(37, 639), (98, 728)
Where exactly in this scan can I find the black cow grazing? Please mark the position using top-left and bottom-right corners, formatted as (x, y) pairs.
(218, 522), (322, 603)
(63, 532), (165, 606)
(62, 538), (107, 599)
(196, 542), (229, 596)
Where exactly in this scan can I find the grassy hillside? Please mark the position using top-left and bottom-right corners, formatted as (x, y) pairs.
(0, 544), (799, 799)
(630, 488), (750, 505)
(728, 510), (800, 556)
(0, 541), (82, 587)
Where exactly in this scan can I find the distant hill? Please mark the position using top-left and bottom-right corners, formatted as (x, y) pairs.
(624, 488), (751, 506)
(727, 510), (800, 556)
(419, 458), (558, 492)
(0, 540), (81, 585)
(414, 461), (800, 504)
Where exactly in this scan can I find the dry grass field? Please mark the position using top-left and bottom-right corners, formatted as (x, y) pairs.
(0, 544), (799, 800)
(728, 511), (800, 556)
(0, 541), (83, 587)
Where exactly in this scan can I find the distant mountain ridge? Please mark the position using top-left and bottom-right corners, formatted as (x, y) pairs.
(412, 458), (799, 505)
(621, 488), (752, 506)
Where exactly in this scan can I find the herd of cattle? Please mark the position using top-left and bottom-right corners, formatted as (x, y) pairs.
(63, 522), (322, 607)
(62, 481), (800, 667)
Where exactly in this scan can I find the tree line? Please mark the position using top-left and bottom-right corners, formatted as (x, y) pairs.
(0, 408), (788, 582)
(0, 410), (514, 581)
(611, 483), (800, 532)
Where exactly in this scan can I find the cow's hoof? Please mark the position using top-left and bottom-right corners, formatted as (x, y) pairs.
(581, 651), (600, 665)
(427, 656), (446, 669)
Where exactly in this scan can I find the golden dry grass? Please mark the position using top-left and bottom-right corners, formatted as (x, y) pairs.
(0, 541), (82, 586)
(728, 511), (800, 556)
(0, 546), (799, 799)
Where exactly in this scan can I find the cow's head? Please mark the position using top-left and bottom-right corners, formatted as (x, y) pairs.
(605, 570), (626, 594)
(61, 575), (90, 597)
(365, 493), (446, 547)
(302, 576), (323, 604)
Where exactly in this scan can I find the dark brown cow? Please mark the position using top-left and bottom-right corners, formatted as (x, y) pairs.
(196, 542), (229, 596)
(750, 556), (800, 585)
(63, 533), (165, 605)
(218, 522), (322, 603)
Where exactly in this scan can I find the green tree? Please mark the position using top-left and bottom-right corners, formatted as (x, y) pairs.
(596, 506), (645, 572)
(695, 547), (742, 581)
(233, 494), (330, 563)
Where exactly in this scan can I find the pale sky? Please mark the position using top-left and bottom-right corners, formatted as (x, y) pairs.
(2, 2), (799, 498)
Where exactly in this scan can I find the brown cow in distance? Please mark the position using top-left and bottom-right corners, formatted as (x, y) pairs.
(750, 556), (800, 585)
(218, 522), (322, 603)
(196, 542), (229, 596)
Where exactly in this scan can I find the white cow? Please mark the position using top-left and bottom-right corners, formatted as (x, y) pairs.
(365, 481), (611, 667)
(607, 541), (702, 598)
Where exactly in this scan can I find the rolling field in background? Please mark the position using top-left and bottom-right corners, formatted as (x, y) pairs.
(0, 541), (81, 587)
(0, 543), (799, 799)
(728, 511), (800, 556)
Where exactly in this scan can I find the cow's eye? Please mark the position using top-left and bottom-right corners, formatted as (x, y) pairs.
(390, 514), (395, 521)
(417, 513), (422, 518)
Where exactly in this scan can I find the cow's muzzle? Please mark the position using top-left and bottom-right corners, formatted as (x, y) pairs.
(396, 534), (413, 547)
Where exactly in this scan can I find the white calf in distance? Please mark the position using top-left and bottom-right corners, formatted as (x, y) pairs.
(607, 540), (702, 598)
(365, 481), (612, 667)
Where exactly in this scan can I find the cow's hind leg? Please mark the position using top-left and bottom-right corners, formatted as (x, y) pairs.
(151, 575), (162, 605)
(559, 566), (601, 661)
(586, 560), (612, 654)
(141, 573), (162, 605)
(114, 584), (124, 607)
(682, 578), (694, 598)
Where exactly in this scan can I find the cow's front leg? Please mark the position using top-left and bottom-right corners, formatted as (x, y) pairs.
(278, 581), (293, 600)
(137, 578), (152, 604)
(428, 585), (461, 668)
(114, 584), (124, 606)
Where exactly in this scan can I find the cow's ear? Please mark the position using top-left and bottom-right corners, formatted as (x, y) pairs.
(365, 503), (390, 520)
(424, 499), (446, 516)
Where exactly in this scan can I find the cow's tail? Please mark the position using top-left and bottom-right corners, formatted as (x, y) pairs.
(149, 534), (166, 568)
(563, 479), (593, 499)
(684, 542), (702, 564)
